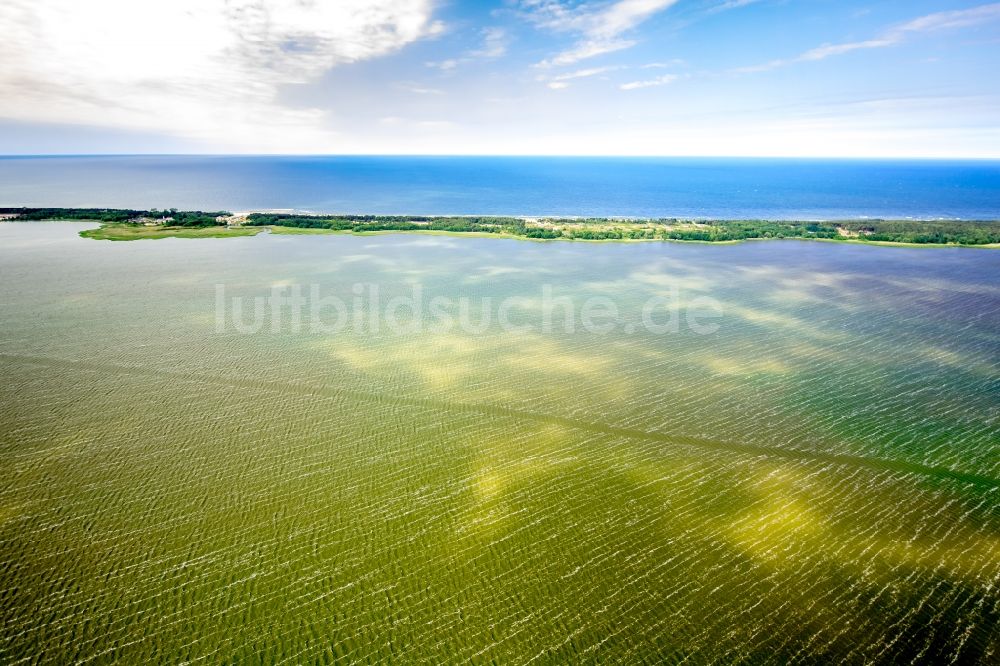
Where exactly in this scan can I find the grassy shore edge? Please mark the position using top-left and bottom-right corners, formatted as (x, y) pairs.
(261, 224), (1000, 248)
(4, 219), (995, 248)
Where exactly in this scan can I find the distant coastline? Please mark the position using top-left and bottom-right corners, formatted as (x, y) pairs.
(3, 208), (1000, 247)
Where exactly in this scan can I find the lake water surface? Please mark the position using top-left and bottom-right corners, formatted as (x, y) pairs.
(1, 223), (998, 663)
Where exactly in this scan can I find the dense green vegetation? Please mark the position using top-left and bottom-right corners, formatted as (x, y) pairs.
(657, 219), (840, 242)
(4, 208), (1000, 245)
(0, 207), (230, 227)
(836, 219), (1000, 245)
(245, 213), (523, 234)
(247, 213), (1000, 245)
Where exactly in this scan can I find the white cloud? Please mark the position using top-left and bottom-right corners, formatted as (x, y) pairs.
(425, 58), (462, 70)
(522, 0), (680, 67)
(554, 66), (623, 81)
(707, 0), (763, 14)
(425, 26), (509, 69)
(379, 116), (455, 131)
(620, 74), (678, 90)
(396, 83), (445, 95)
(0, 0), (442, 151)
(470, 27), (510, 58)
(539, 39), (638, 67)
(899, 2), (1000, 32)
(591, 0), (679, 38)
(641, 60), (685, 69)
(415, 120), (457, 130)
(737, 2), (1000, 73)
(540, 65), (622, 88)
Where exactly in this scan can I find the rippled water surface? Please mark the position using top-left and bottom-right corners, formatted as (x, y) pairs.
(1, 223), (998, 663)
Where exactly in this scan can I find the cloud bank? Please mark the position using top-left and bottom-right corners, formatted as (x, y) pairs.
(0, 0), (442, 151)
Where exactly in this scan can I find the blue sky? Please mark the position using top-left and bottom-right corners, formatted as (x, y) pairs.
(1, 0), (998, 156)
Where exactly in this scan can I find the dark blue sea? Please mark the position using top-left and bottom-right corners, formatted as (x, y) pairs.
(1, 155), (998, 219)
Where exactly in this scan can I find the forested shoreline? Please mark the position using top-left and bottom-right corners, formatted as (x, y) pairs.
(3, 207), (1000, 245)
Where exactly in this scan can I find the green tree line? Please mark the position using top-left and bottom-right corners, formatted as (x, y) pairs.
(1, 207), (230, 227)
(5, 208), (999, 245)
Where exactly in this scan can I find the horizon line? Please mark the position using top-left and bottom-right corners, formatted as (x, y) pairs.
(3, 153), (1000, 161)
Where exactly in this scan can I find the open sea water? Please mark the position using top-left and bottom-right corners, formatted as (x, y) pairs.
(1, 155), (999, 219)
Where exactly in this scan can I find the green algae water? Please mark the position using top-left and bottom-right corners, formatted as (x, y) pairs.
(1, 222), (998, 664)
